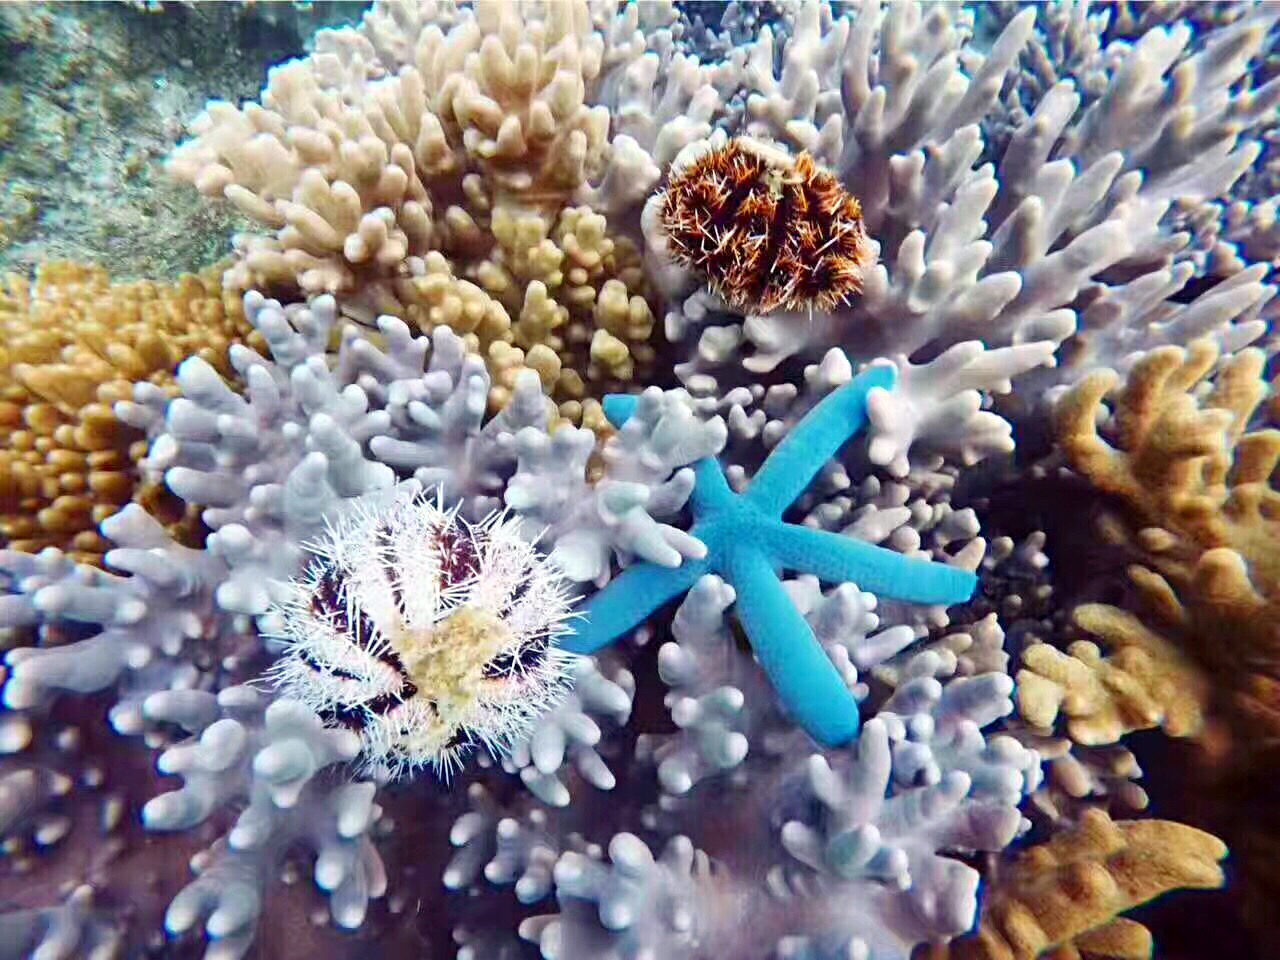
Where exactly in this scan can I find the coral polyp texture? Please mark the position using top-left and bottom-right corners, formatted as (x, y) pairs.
(656, 137), (874, 313)
(3, 0), (1277, 958)
(1053, 336), (1280, 932)
(0, 262), (262, 563)
(267, 487), (578, 779)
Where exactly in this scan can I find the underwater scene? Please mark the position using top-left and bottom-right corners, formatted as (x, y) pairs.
(0, 1), (1277, 957)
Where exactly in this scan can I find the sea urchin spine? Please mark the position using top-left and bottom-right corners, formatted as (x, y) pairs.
(658, 137), (874, 314)
(264, 487), (579, 781)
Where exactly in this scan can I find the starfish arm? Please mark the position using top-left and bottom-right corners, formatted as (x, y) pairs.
(765, 523), (978, 606)
(602, 393), (640, 428)
(745, 365), (897, 517)
(690, 457), (737, 513)
(560, 559), (707, 655)
(724, 545), (861, 747)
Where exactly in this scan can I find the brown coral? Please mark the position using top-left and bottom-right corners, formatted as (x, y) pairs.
(658, 137), (874, 314)
(0, 262), (262, 564)
(1055, 339), (1280, 761)
(1016, 634), (1204, 745)
(936, 808), (1227, 960)
(1054, 338), (1280, 936)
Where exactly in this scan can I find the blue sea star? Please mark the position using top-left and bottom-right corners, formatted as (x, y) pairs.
(561, 365), (978, 747)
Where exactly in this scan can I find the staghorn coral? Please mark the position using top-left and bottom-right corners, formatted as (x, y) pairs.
(1, 284), (721, 955)
(0, 884), (122, 960)
(654, 0), (1277, 421)
(4, 2), (1277, 958)
(143, 686), (387, 957)
(1015, 636), (1203, 746)
(569, 368), (978, 747)
(1054, 337), (1280, 934)
(0, 261), (262, 564)
(982, 0), (1280, 281)
(513, 620), (1042, 960)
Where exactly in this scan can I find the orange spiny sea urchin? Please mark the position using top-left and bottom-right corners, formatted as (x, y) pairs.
(658, 137), (874, 314)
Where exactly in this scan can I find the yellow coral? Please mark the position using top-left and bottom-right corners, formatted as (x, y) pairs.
(0, 262), (261, 563)
(1016, 636), (1203, 744)
(936, 808), (1227, 960)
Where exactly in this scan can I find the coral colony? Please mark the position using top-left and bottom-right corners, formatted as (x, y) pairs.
(1, 2), (1277, 959)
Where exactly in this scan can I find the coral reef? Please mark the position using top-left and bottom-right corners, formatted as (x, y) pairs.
(2, 1), (1274, 958)
(656, 1), (1276, 404)
(934, 807), (1227, 960)
(570, 367), (978, 746)
(1053, 337), (1279, 930)
(164, 0), (681, 417)
(0, 261), (262, 563)
(0, 277), (721, 953)
(1056, 339), (1278, 761)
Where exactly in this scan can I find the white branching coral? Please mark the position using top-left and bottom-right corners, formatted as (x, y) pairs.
(1, 1), (1271, 958)
(142, 685), (387, 957)
(0, 282), (715, 955)
(265, 487), (578, 779)
(653, 0), (1277, 431)
(163, 0), (702, 417)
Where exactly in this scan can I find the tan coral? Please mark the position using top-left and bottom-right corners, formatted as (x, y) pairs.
(0, 262), (262, 564)
(1054, 338), (1280, 936)
(166, 1), (653, 418)
(1054, 340), (1280, 757)
(1005, 724), (1150, 823)
(935, 808), (1227, 960)
(1016, 636), (1203, 745)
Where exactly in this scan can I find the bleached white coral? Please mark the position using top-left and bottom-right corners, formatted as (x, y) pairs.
(0, 886), (121, 960)
(502, 656), (635, 807)
(505, 386), (727, 582)
(115, 292), (396, 617)
(521, 688), (1039, 960)
(656, 0), (1276, 435)
(0, 505), (240, 733)
(142, 685), (386, 957)
(265, 485), (578, 779)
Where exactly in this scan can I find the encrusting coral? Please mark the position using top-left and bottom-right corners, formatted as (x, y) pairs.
(0, 261), (262, 564)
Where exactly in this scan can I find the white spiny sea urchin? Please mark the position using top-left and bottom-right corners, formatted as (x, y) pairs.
(264, 486), (580, 780)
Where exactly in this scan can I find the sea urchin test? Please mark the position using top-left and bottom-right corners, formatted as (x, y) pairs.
(265, 488), (578, 780)
(658, 137), (875, 314)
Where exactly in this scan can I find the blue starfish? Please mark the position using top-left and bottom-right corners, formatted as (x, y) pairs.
(561, 366), (978, 747)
